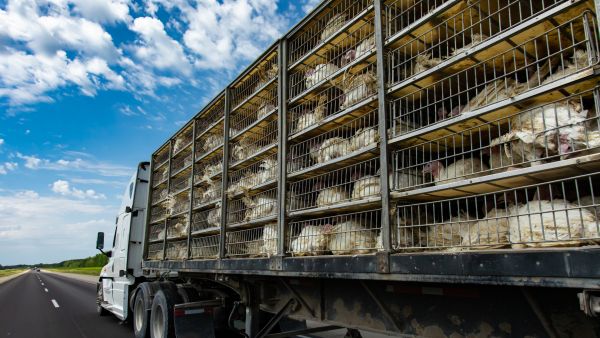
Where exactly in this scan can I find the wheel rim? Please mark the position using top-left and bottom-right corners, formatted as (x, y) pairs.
(134, 296), (144, 332)
(151, 304), (165, 338)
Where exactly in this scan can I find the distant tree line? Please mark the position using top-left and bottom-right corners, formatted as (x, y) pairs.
(0, 253), (108, 270)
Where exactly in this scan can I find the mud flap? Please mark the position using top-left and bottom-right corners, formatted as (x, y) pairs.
(174, 301), (218, 338)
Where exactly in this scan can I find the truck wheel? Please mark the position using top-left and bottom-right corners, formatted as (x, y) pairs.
(133, 287), (150, 338)
(96, 284), (109, 316)
(150, 288), (178, 338)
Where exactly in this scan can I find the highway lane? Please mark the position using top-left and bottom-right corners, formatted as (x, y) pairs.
(0, 270), (131, 338)
(0, 271), (387, 338)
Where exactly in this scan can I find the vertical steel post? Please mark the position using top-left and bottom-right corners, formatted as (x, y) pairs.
(219, 90), (232, 259)
(143, 158), (155, 260)
(276, 39), (288, 261)
(186, 121), (197, 259)
(373, 0), (392, 268)
(162, 140), (173, 260)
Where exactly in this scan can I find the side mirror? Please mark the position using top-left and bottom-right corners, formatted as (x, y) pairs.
(96, 232), (105, 250)
(125, 206), (133, 213)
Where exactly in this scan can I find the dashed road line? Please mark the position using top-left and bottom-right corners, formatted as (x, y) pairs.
(44, 288), (48, 292)
(51, 299), (59, 308)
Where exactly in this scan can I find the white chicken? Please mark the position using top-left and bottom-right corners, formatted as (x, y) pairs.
(207, 204), (222, 228)
(255, 157), (278, 185)
(290, 225), (330, 256)
(422, 158), (489, 185)
(202, 133), (223, 152)
(542, 50), (589, 85)
(260, 223), (278, 257)
(558, 127), (600, 160)
(576, 195), (600, 220)
(341, 35), (376, 66)
(167, 242), (187, 260)
(393, 169), (425, 190)
(376, 212), (428, 250)
(410, 53), (444, 75)
(449, 33), (489, 57)
(199, 162), (222, 183)
(256, 102), (276, 120)
(462, 207), (511, 249)
(305, 63), (340, 89)
(427, 212), (477, 249)
(320, 13), (346, 42)
(509, 199), (598, 248)
(317, 137), (351, 163)
(339, 72), (377, 110)
(168, 218), (189, 239)
(242, 195), (277, 221)
(294, 96), (327, 133)
(327, 220), (375, 255)
(351, 175), (380, 200)
(349, 127), (379, 152)
(201, 180), (220, 203)
(191, 239), (219, 258)
(453, 78), (525, 116)
(316, 186), (350, 207)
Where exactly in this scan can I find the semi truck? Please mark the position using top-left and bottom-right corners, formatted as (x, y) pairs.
(95, 0), (600, 337)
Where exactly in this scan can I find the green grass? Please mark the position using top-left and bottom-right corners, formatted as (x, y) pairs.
(0, 269), (25, 277)
(48, 267), (103, 276)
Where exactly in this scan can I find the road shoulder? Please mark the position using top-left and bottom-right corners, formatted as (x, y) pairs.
(0, 270), (28, 285)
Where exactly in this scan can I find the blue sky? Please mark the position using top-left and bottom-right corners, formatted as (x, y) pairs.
(0, 0), (320, 265)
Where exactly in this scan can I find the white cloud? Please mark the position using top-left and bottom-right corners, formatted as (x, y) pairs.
(302, 0), (321, 13)
(181, 0), (287, 69)
(0, 162), (18, 175)
(16, 152), (133, 177)
(0, 49), (125, 105)
(0, 189), (115, 264)
(51, 179), (106, 199)
(0, 138), (4, 145)
(70, 0), (132, 24)
(129, 16), (192, 75)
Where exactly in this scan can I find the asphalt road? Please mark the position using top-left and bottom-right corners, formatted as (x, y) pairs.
(0, 271), (388, 338)
(0, 270), (131, 338)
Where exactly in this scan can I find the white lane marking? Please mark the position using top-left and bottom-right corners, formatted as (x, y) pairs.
(41, 283), (44, 286)
(51, 299), (59, 308)
(44, 288), (48, 292)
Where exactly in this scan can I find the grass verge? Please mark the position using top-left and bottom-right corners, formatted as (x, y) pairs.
(48, 267), (103, 276)
(0, 269), (25, 278)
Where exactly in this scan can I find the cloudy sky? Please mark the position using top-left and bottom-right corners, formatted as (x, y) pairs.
(0, 0), (320, 265)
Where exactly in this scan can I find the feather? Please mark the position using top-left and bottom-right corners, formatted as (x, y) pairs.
(320, 13), (347, 42)
(316, 186), (350, 207)
(305, 63), (339, 89)
(351, 176), (380, 200)
(290, 225), (329, 256)
(462, 207), (511, 249)
(327, 220), (375, 254)
(260, 223), (278, 257)
(423, 158), (489, 185)
(542, 50), (589, 85)
(339, 72), (377, 109)
(349, 127), (379, 152)
(317, 137), (351, 163)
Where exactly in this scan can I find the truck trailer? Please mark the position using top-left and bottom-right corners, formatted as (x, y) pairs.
(95, 0), (600, 337)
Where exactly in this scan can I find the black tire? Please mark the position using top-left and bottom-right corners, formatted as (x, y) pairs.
(150, 288), (179, 338)
(133, 286), (151, 338)
(96, 284), (109, 316)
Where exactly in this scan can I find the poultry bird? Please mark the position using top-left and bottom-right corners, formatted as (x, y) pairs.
(290, 225), (331, 256)
(349, 127), (379, 152)
(317, 137), (351, 163)
(427, 211), (477, 249)
(316, 184), (350, 207)
(294, 95), (327, 133)
(462, 207), (512, 249)
(542, 49), (589, 85)
(305, 63), (339, 89)
(242, 195), (276, 221)
(320, 13), (347, 42)
(509, 199), (598, 248)
(260, 223), (278, 257)
(422, 158), (489, 185)
(341, 35), (376, 66)
(327, 220), (375, 255)
(339, 72), (377, 109)
(351, 174), (380, 200)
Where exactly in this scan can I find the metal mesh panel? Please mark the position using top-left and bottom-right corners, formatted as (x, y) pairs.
(227, 188), (277, 226)
(288, 209), (380, 256)
(148, 223), (165, 242)
(195, 127), (224, 160)
(191, 235), (220, 259)
(172, 125), (193, 155)
(226, 223), (278, 257)
(227, 154), (278, 197)
(288, 109), (379, 173)
(229, 119), (278, 165)
(150, 203), (168, 224)
(289, 158), (380, 211)
(230, 86), (278, 138)
(195, 98), (225, 132)
(394, 173), (600, 251)
(193, 180), (222, 208)
(287, 0), (372, 65)
(167, 191), (190, 217)
(231, 51), (278, 109)
(147, 243), (164, 260)
(392, 88), (600, 191)
(153, 165), (169, 188)
(167, 216), (189, 239)
(166, 240), (188, 260)
(192, 205), (222, 234)
(170, 150), (193, 175)
(387, 12), (599, 138)
(193, 154), (223, 182)
(153, 147), (169, 169)
(151, 186), (168, 205)
(288, 18), (375, 100)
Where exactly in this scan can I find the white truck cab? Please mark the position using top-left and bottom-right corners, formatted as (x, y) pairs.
(96, 162), (150, 320)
